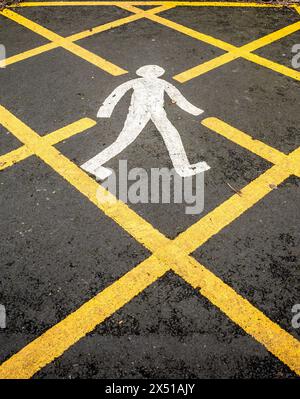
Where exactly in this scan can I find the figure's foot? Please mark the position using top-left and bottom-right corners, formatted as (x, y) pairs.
(81, 163), (112, 181)
(94, 165), (112, 181)
(176, 161), (210, 177)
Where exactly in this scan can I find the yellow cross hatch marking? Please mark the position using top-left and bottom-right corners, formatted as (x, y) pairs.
(1, 5), (174, 68)
(0, 256), (168, 380)
(0, 106), (299, 378)
(202, 118), (288, 166)
(155, 18), (300, 82)
(0, 118), (97, 170)
(0, 1), (299, 379)
(6, 2), (292, 9)
(1, 9), (127, 75)
(2, 1), (300, 87)
(0, 107), (169, 254)
(116, 4), (300, 83)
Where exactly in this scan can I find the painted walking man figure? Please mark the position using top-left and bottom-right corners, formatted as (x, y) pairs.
(81, 65), (210, 180)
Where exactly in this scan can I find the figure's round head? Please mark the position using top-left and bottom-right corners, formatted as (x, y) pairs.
(136, 65), (165, 78)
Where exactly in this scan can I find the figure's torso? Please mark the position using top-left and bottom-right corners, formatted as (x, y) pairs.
(131, 78), (166, 113)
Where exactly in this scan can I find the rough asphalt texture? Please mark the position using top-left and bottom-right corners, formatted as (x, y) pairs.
(0, 2), (299, 378)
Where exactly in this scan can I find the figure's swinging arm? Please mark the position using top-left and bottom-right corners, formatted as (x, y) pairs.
(164, 82), (204, 116)
(97, 81), (133, 118)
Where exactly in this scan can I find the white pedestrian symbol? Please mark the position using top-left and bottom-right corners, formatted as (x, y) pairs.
(81, 65), (210, 180)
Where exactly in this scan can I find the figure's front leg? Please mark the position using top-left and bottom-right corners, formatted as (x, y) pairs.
(81, 111), (149, 180)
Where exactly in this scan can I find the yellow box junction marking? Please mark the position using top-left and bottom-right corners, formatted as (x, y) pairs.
(0, 1), (300, 378)
(172, 19), (300, 82)
(1, 8), (128, 75)
(116, 5), (300, 83)
(0, 107), (169, 254)
(6, 2), (293, 9)
(0, 105), (299, 378)
(1, 5), (175, 68)
(0, 118), (96, 170)
(0, 256), (168, 379)
(1, 1), (300, 86)
(202, 118), (287, 166)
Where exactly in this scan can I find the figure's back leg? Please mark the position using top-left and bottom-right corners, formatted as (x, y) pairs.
(151, 112), (210, 177)
(81, 110), (150, 180)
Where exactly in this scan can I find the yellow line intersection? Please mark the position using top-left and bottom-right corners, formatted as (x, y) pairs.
(0, 1), (299, 379)
(0, 118), (97, 170)
(1, 4), (174, 68)
(1, 8), (128, 75)
(2, 1), (300, 85)
(202, 118), (289, 166)
(6, 2), (295, 8)
(0, 104), (299, 378)
(156, 16), (300, 82)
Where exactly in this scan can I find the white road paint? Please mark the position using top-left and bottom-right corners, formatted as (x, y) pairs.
(0, 44), (6, 68)
(81, 65), (210, 180)
(0, 304), (6, 329)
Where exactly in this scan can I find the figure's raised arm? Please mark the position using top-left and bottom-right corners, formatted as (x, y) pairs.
(164, 82), (204, 116)
(97, 80), (133, 118)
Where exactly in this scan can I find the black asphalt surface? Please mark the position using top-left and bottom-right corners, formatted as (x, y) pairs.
(0, 1), (299, 379)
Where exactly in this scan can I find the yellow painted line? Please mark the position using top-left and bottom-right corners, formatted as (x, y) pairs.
(133, 0), (299, 85)
(244, 52), (300, 81)
(0, 9), (127, 76)
(0, 162), (298, 377)
(149, 15), (236, 53)
(8, 2), (287, 8)
(44, 118), (95, 145)
(0, 108), (299, 377)
(0, 1), (298, 379)
(285, 146), (300, 178)
(175, 52), (239, 83)
(0, 105), (169, 253)
(4, 42), (57, 67)
(202, 118), (300, 178)
(0, 165), (299, 378)
(3, 4), (172, 67)
(175, 49), (300, 82)
(0, 146), (31, 170)
(175, 163), (292, 254)
(172, 255), (300, 376)
(172, 118), (300, 254)
(121, 4), (236, 52)
(69, 6), (165, 41)
(139, 7), (300, 54)
(4, 15), (141, 67)
(2, 235), (300, 377)
(0, 117), (96, 171)
(175, 121), (300, 254)
(0, 256), (169, 379)
(157, 234), (300, 379)
(171, 20), (300, 82)
(202, 117), (287, 165)
(241, 21), (300, 53)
